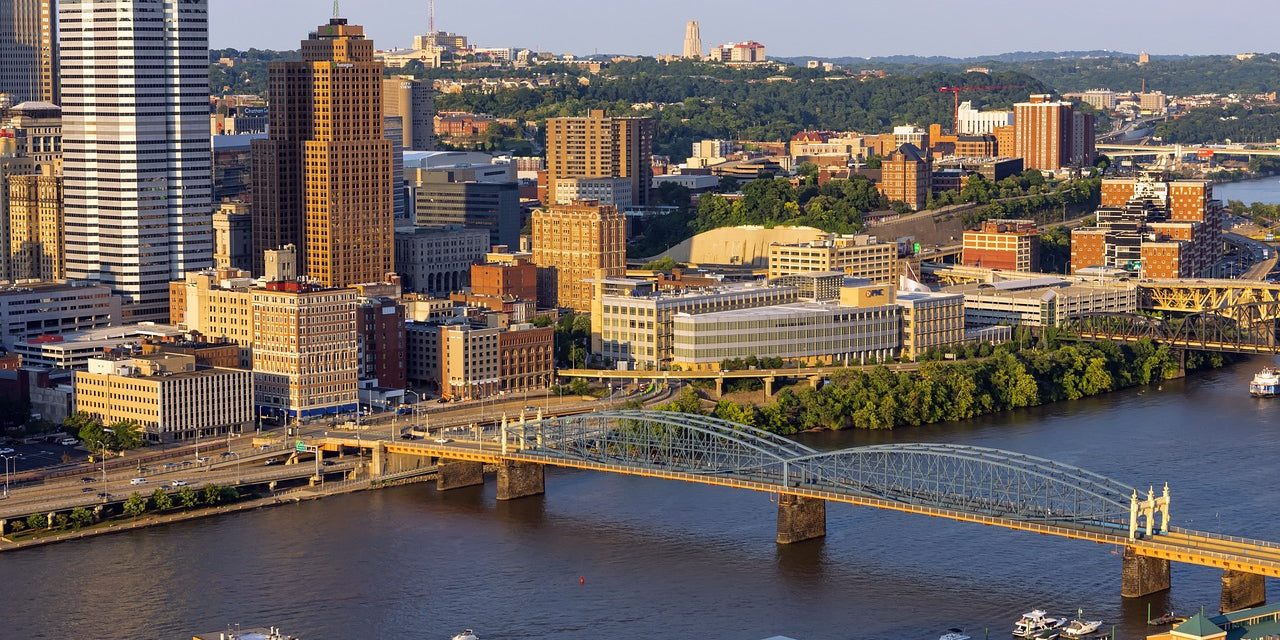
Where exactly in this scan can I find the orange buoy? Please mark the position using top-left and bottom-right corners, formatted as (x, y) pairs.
(579, 576), (585, 584)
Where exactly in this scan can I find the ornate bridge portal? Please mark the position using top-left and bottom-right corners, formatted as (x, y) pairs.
(356, 410), (1280, 610)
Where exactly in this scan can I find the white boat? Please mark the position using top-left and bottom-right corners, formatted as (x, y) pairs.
(1250, 367), (1280, 397)
(451, 631), (479, 640)
(1013, 610), (1065, 638)
(1063, 618), (1102, 637)
(939, 628), (971, 640)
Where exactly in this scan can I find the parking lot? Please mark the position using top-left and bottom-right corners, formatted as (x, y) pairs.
(1, 440), (90, 474)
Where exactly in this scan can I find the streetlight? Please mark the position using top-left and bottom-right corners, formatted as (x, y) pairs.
(100, 427), (115, 486)
(224, 451), (241, 485)
(0, 453), (17, 498)
(403, 389), (421, 440)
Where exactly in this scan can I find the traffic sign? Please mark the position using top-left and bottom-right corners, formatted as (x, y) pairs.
(295, 440), (306, 452)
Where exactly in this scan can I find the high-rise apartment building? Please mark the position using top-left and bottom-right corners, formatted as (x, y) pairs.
(531, 200), (626, 312)
(382, 76), (434, 151)
(60, 0), (213, 321)
(251, 17), (394, 287)
(544, 109), (653, 208)
(0, 0), (57, 104)
(1013, 94), (1095, 172)
(682, 21), (702, 59)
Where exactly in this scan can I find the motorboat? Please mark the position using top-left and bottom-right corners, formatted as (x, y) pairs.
(1250, 367), (1280, 397)
(1013, 610), (1064, 638)
(939, 628), (971, 640)
(451, 631), (479, 640)
(1063, 616), (1102, 637)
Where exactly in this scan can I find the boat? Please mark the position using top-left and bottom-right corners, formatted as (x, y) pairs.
(939, 628), (971, 640)
(1032, 630), (1061, 640)
(451, 631), (479, 640)
(1013, 610), (1065, 638)
(1063, 616), (1102, 637)
(1148, 612), (1180, 626)
(1250, 367), (1280, 397)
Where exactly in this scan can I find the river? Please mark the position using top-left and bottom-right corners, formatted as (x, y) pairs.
(1215, 176), (1280, 205)
(5, 357), (1279, 640)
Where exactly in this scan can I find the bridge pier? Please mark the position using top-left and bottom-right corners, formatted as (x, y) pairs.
(808, 375), (822, 389)
(714, 377), (724, 398)
(776, 494), (825, 544)
(763, 376), (775, 398)
(436, 459), (484, 491)
(1221, 569), (1267, 613)
(1121, 548), (1171, 598)
(496, 460), (545, 500)
(371, 443), (385, 476)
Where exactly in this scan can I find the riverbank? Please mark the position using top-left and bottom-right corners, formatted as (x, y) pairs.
(672, 337), (1241, 433)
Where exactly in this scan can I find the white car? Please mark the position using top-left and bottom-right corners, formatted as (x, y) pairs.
(434, 438), (453, 444)
(129, 478), (147, 485)
(170, 480), (187, 487)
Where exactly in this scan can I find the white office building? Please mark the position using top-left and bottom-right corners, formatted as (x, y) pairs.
(956, 101), (1015, 136)
(59, 0), (213, 321)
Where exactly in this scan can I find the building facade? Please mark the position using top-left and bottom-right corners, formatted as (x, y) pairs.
(251, 281), (358, 421)
(382, 76), (434, 151)
(949, 278), (1138, 328)
(213, 202), (252, 271)
(0, 0), (57, 104)
(170, 268), (255, 367)
(251, 17), (393, 286)
(357, 296), (406, 390)
(682, 21), (702, 59)
(897, 291), (965, 361)
(544, 110), (654, 208)
(409, 169), (520, 248)
(7, 171), (62, 281)
(671, 302), (899, 370)
(394, 226), (490, 296)
(880, 143), (931, 211)
(767, 233), (896, 283)
(962, 219), (1040, 272)
(1013, 94), (1095, 172)
(60, 0), (213, 321)
(0, 281), (118, 350)
(74, 354), (252, 443)
(531, 200), (626, 312)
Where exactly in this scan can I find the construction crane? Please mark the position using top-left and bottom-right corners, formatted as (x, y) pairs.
(937, 85), (1025, 134)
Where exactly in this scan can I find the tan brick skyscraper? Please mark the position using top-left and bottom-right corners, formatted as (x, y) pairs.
(251, 17), (393, 286)
(531, 200), (626, 312)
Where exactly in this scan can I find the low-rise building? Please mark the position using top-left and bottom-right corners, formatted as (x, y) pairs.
(897, 291), (965, 361)
(394, 226), (490, 296)
(13, 324), (183, 370)
(74, 353), (253, 443)
(768, 233), (896, 283)
(963, 219), (1040, 272)
(357, 296), (406, 390)
(946, 277), (1138, 328)
(0, 281), (119, 350)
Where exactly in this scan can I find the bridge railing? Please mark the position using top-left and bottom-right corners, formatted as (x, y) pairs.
(1168, 525), (1280, 551)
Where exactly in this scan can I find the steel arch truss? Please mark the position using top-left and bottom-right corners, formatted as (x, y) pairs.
(1063, 308), (1280, 354)
(505, 411), (1140, 527)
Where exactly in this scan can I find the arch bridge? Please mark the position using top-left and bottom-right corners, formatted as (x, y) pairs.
(350, 410), (1280, 611)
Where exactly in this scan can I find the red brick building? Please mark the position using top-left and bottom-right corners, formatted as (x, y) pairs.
(963, 219), (1040, 272)
(879, 143), (931, 211)
(357, 296), (407, 390)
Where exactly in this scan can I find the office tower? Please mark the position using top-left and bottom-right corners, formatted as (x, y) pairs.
(409, 168), (520, 247)
(544, 109), (654, 208)
(8, 168), (62, 280)
(531, 200), (625, 312)
(0, 0), (57, 104)
(382, 76), (434, 151)
(682, 21), (702, 59)
(384, 115), (407, 219)
(251, 17), (394, 287)
(60, 0), (213, 321)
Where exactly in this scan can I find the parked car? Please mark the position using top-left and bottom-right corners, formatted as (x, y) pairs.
(58, 438), (79, 446)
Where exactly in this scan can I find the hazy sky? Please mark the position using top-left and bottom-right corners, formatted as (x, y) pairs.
(210, 0), (1280, 59)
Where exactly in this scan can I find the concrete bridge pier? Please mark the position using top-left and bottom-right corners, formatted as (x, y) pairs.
(437, 459), (484, 491)
(808, 375), (822, 389)
(1221, 569), (1267, 613)
(1121, 548), (1171, 598)
(776, 494), (825, 544)
(714, 377), (724, 398)
(496, 460), (545, 500)
(763, 376), (775, 398)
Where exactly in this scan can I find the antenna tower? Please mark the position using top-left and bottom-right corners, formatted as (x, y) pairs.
(428, 0), (436, 34)
(333, 0), (339, 18)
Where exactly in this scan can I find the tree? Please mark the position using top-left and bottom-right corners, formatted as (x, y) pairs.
(177, 486), (199, 508)
(151, 488), (173, 512)
(123, 492), (148, 517)
(641, 256), (678, 271)
(202, 484), (224, 506)
(26, 513), (47, 530)
(107, 420), (146, 450)
(69, 507), (94, 529)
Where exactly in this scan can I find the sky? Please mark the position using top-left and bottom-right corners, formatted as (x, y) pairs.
(210, 0), (1280, 59)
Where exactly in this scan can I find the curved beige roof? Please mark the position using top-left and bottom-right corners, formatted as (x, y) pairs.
(651, 225), (822, 268)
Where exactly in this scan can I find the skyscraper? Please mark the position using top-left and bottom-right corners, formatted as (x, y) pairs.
(60, 0), (213, 321)
(0, 0), (57, 104)
(251, 17), (394, 287)
(1013, 94), (1094, 172)
(682, 21), (702, 59)
(382, 76), (435, 151)
(544, 110), (654, 209)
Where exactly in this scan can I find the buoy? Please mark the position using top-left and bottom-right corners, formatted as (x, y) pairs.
(579, 576), (585, 584)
